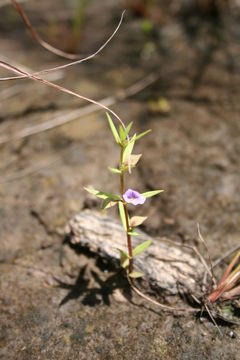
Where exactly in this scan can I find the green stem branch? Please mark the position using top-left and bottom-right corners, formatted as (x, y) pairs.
(120, 147), (133, 274)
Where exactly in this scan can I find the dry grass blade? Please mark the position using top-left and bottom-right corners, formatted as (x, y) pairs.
(221, 284), (240, 300)
(218, 250), (240, 286)
(211, 254), (240, 303)
(197, 224), (216, 286)
(204, 303), (223, 336)
(11, 0), (125, 60)
(127, 276), (200, 313)
(212, 244), (240, 269)
(1, 7), (125, 80)
(0, 59), (127, 131)
(208, 269), (240, 303)
(0, 73), (157, 145)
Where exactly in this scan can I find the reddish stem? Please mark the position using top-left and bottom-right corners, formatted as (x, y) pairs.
(120, 148), (133, 274)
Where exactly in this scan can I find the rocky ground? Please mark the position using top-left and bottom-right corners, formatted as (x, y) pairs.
(0, 0), (240, 359)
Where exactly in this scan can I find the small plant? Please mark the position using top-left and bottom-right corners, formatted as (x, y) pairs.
(203, 249), (240, 329)
(85, 114), (163, 279)
(191, 229), (240, 332)
(208, 251), (240, 304)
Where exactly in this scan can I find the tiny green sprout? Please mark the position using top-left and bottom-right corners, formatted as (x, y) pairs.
(84, 113), (163, 278)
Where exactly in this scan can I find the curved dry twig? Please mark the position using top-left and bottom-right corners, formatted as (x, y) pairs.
(0, 73), (158, 145)
(0, 60), (127, 131)
(11, 0), (125, 60)
(1, 7), (125, 80)
(127, 276), (200, 313)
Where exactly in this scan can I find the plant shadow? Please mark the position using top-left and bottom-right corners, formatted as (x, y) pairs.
(57, 241), (132, 307)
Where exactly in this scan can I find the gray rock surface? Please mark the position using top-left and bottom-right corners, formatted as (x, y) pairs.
(67, 210), (203, 294)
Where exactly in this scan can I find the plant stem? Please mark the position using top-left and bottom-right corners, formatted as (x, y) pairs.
(120, 147), (133, 274)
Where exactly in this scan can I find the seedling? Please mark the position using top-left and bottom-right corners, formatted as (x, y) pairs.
(190, 228), (240, 333)
(85, 114), (163, 279)
(203, 251), (240, 329)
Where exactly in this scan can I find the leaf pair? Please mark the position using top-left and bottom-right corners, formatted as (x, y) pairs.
(107, 113), (131, 145)
(116, 239), (152, 269)
(84, 187), (121, 209)
(107, 112), (151, 147)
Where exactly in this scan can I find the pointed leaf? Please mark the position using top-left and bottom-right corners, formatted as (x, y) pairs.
(119, 125), (126, 142)
(116, 248), (130, 269)
(116, 248), (131, 259)
(141, 190), (164, 198)
(133, 240), (152, 257)
(105, 201), (118, 209)
(129, 271), (144, 278)
(118, 201), (127, 231)
(128, 230), (140, 236)
(130, 216), (147, 227)
(122, 134), (136, 163)
(219, 250), (240, 286)
(108, 167), (122, 174)
(101, 199), (118, 210)
(221, 285), (240, 301)
(122, 259), (130, 268)
(84, 187), (106, 199)
(125, 121), (133, 137)
(135, 129), (151, 141)
(119, 122), (133, 144)
(124, 154), (142, 167)
(84, 187), (121, 201)
(106, 112), (120, 144)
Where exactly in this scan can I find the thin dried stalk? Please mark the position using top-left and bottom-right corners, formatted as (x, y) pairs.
(11, 0), (125, 61)
(0, 73), (157, 145)
(0, 60), (126, 130)
(1, 9), (125, 80)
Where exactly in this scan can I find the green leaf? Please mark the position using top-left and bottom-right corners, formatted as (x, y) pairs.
(128, 230), (140, 236)
(122, 134), (136, 163)
(116, 248), (130, 269)
(106, 112), (120, 144)
(119, 122), (133, 144)
(118, 202), (127, 231)
(108, 167), (122, 174)
(130, 216), (147, 227)
(84, 187), (121, 201)
(116, 248), (131, 260)
(119, 125), (125, 142)
(129, 271), (144, 278)
(101, 199), (118, 210)
(122, 259), (129, 268)
(141, 190), (164, 198)
(135, 129), (151, 141)
(125, 121), (133, 137)
(133, 240), (152, 257)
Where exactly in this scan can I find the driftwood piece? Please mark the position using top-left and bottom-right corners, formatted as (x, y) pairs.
(66, 210), (203, 294)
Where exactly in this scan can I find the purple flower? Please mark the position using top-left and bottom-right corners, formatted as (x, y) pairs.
(123, 189), (146, 206)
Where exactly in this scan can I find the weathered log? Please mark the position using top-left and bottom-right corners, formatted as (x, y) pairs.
(66, 210), (203, 294)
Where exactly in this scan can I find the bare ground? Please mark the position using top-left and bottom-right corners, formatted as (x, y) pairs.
(0, 1), (240, 359)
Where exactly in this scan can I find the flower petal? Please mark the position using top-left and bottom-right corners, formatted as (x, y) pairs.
(123, 189), (146, 205)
